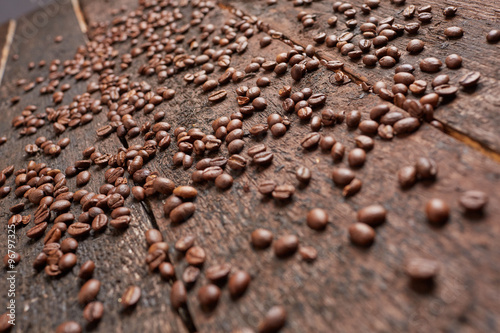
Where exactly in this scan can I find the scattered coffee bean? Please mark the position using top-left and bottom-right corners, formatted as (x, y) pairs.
(228, 270), (251, 298)
(348, 223), (375, 246)
(258, 306), (287, 333)
(274, 235), (299, 257)
(121, 285), (141, 308)
(458, 190), (488, 213)
(425, 198), (449, 224)
(405, 258), (439, 280)
(306, 208), (328, 230)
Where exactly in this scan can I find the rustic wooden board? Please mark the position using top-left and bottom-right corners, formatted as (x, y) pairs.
(1, 0), (499, 332)
(223, 0), (500, 155)
(0, 2), (187, 332)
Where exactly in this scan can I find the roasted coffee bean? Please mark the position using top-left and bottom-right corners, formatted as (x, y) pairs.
(159, 262), (175, 280)
(420, 57), (442, 73)
(215, 173), (233, 190)
(251, 228), (273, 249)
(183, 266), (200, 284)
(175, 235), (195, 252)
(44, 227), (62, 244)
(425, 198), (449, 224)
(295, 166), (311, 183)
(398, 166), (417, 188)
(444, 26), (463, 38)
(258, 306), (287, 333)
(91, 214), (108, 232)
(406, 39), (424, 54)
(445, 54), (462, 69)
(348, 148), (366, 167)
(343, 178), (362, 197)
(78, 260), (95, 280)
(145, 229), (163, 246)
(173, 186), (197, 199)
(55, 321), (82, 333)
(78, 279), (101, 304)
(443, 6), (457, 17)
(274, 235), (299, 257)
(121, 285), (141, 308)
(61, 238), (78, 253)
(163, 195), (183, 216)
(405, 258), (439, 280)
(272, 184), (295, 200)
(83, 301), (104, 324)
(253, 152), (274, 166)
(26, 222), (48, 239)
(132, 186), (145, 201)
(208, 90), (227, 103)
(59, 252), (77, 271)
(346, 110), (361, 128)
(393, 117), (420, 135)
(357, 205), (386, 226)
(206, 263), (232, 283)
(198, 284), (221, 309)
(416, 157), (438, 180)
(459, 191), (488, 213)
(228, 270), (251, 298)
(50, 199), (71, 213)
(110, 215), (131, 229)
(331, 168), (355, 186)
(459, 71), (481, 88)
(306, 208), (328, 230)
(487, 29), (500, 43)
(171, 281), (187, 309)
(355, 135), (374, 151)
(228, 155), (247, 170)
(348, 223), (375, 246)
(153, 177), (175, 195)
(76, 171), (90, 187)
(186, 246), (206, 266)
(68, 222), (91, 237)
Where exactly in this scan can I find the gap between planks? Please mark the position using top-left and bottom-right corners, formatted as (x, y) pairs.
(0, 20), (17, 86)
(218, 2), (500, 164)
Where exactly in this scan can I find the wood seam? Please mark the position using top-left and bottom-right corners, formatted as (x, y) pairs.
(0, 20), (17, 86)
(71, 0), (88, 36)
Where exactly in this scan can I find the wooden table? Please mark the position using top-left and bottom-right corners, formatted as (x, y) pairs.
(0, 0), (499, 332)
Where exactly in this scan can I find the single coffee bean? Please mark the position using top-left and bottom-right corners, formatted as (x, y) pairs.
(153, 177), (175, 194)
(68, 222), (91, 237)
(405, 258), (439, 280)
(251, 229), (273, 249)
(26, 222), (48, 239)
(306, 208), (328, 230)
(398, 166), (417, 188)
(332, 168), (355, 186)
(228, 270), (251, 298)
(215, 173), (233, 190)
(208, 90), (227, 103)
(175, 235), (196, 252)
(425, 198), (449, 224)
(78, 260), (95, 279)
(78, 279), (101, 304)
(171, 281), (187, 309)
(206, 263), (232, 283)
(183, 266), (200, 284)
(59, 252), (77, 271)
(159, 262), (175, 280)
(258, 306), (287, 333)
(274, 235), (299, 257)
(170, 202), (196, 223)
(76, 171), (90, 187)
(416, 157), (438, 180)
(55, 321), (82, 333)
(458, 190), (488, 213)
(83, 301), (104, 324)
(296, 166), (311, 183)
(343, 178), (362, 197)
(444, 26), (463, 38)
(346, 110), (361, 127)
(272, 184), (295, 200)
(445, 54), (462, 69)
(420, 57), (442, 73)
(486, 29), (500, 43)
(253, 152), (274, 166)
(299, 246), (318, 262)
(459, 71), (481, 88)
(348, 223), (375, 246)
(121, 285), (141, 308)
(348, 148), (366, 168)
(186, 246), (206, 265)
(61, 238), (78, 253)
(198, 284), (221, 309)
(357, 205), (387, 226)
(406, 39), (425, 54)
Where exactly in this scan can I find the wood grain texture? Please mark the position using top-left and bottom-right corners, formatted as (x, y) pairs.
(223, 0), (500, 154)
(0, 1), (187, 332)
(1, 0), (499, 332)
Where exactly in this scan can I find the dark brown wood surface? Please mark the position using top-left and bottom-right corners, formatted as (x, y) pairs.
(222, 0), (500, 155)
(0, 0), (499, 332)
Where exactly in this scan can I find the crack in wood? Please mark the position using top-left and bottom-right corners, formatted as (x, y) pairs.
(72, 0), (89, 36)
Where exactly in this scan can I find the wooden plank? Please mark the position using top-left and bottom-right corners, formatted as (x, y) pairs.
(0, 21), (14, 86)
(223, 0), (500, 154)
(0, 2), (187, 332)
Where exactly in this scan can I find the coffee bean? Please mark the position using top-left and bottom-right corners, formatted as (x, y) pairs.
(153, 177), (175, 194)
(425, 198), (449, 224)
(253, 151), (274, 166)
(348, 223), (375, 246)
(76, 171), (90, 187)
(348, 148), (366, 168)
(487, 29), (500, 43)
(175, 235), (195, 252)
(299, 246), (318, 262)
(458, 190), (488, 213)
(78, 260), (95, 279)
(173, 186), (197, 199)
(186, 246), (206, 266)
(405, 258), (439, 280)
(56, 321), (82, 333)
(171, 281), (187, 309)
(445, 54), (462, 69)
(291, 64), (306, 81)
(159, 262), (175, 280)
(50, 199), (71, 213)
(145, 229), (163, 246)
(416, 157), (438, 179)
(215, 173), (233, 190)
(183, 266), (200, 284)
(406, 39), (424, 54)
(444, 26), (463, 38)
(443, 6), (457, 17)
(393, 117), (420, 135)
(306, 208), (328, 230)
(110, 215), (131, 229)
(208, 90), (227, 102)
(258, 306), (287, 333)
(26, 222), (47, 239)
(121, 286), (141, 308)
(59, 253), (77, 271)
(459, 71), (481, 88)
(398, 166), (417, 188)
(332, 168), (355, 186)
(420, 57), (442, 73)
(228, 270), (251, 298)
(83, 301), (104, 324)
(78, 279), (101, 304)
(170, 202), (196, 223)
(61, 238), (78, 253)
(206, 263), (232, 283)
(346, 110), (361, 127)
(198, 284), (221, 309)
(357, 205), (386, 226)
(295, 166), (311, 183)
(274, 235), (299, 257)
(272, 184), (295, 200)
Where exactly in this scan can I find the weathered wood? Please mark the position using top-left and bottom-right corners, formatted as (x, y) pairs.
(0, 2), (187, 332)
(1, 0), (499, 332)
(0, 21), (12, 85)
(223, 0), (500, 154)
